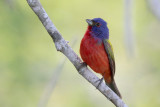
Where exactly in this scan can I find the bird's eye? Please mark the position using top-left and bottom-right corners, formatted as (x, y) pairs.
(96, 23), (101, 27)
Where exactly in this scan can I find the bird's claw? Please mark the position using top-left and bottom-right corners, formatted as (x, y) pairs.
(77, 62), (87, 71)
(80, 62), (87, 67)
(95, 78), (103, 89)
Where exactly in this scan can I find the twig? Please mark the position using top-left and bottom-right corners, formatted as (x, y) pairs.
(124, 0), (135, 57)
(26, 0), (128, 107)
(38, 59), (66, 107)
(38, 37), (78, 107)
(147, 0), (160, 20)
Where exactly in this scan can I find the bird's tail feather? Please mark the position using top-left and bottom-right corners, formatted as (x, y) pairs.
(108, 79), (122, 98)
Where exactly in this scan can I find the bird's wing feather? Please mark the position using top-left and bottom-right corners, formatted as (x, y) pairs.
(103, 39), (115, 77)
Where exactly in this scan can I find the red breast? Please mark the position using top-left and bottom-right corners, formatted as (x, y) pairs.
(80, 28), (112, 83)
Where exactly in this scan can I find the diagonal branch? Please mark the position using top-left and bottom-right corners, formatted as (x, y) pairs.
(38, 37), (78, 107)
(147, 0), (160, 20)
(26, 0), (128, 107)
(38, 58), (66, 107)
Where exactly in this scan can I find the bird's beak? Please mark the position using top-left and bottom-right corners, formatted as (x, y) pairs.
(86, 19), (94, 26)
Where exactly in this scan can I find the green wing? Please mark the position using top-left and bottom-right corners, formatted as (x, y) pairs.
(103, 39), (115, 76)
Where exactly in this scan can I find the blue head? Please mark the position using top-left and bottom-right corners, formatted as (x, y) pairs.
(86, 18), (109, 40)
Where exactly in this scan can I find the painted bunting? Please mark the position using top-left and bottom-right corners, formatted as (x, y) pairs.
(80, 18), (121, 98)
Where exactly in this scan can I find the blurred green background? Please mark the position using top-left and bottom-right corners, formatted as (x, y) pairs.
(0, 0), (160, 107)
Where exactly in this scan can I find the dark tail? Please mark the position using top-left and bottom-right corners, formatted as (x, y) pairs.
(108, 79), (122, 98)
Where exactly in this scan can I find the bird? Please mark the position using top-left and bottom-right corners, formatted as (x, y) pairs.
(80, 18), (121, 98)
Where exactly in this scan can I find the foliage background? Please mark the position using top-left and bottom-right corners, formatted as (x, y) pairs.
(0, 0), (160, 107)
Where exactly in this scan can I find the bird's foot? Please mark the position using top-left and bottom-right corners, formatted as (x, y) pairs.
(77, 62), (87, 71)
(95, 77), (103, 89)
(80, 62), (87, 67)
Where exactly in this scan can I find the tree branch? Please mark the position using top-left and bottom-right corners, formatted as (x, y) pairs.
(124, 0), (135, 57)
(38, 37), (78, 107)
(26, 0), (128, 107)
(38, 58), (66, 107)
(147, 0), (160, 20)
